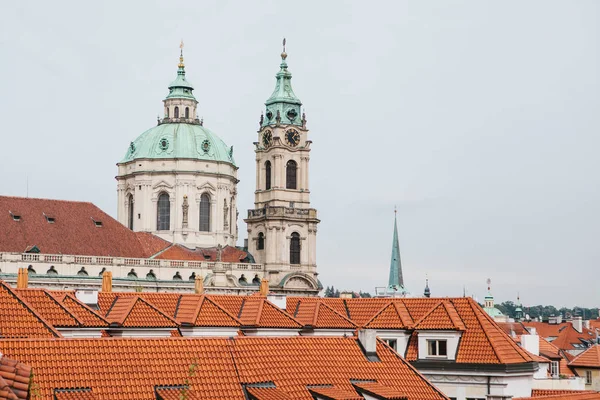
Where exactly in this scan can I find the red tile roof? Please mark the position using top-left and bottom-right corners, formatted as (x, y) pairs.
(238, 298), (302, 329)
(155, 244), (250, 262)
(413, 301), (465, 331)
(247, 387), (294, 400)
(532, 390), (598, 397)
(307, 386), (362, 400)
(292, 300), (357, 329)
(0, 336), (448, 400)
(0, 196), (170, 257)
(105, 296), (178, 328)
(364, 302), (413, 330)
(515, 393), (600, 400)
(551, 325), (597, 352)
(522, 322), (569, 339)
(569, 345), (600, 368)
(56, 294), (109, 328)
(53, 388), (98, 400)
(98, 292), (182, 317)
(0, 281), (59, 338)
(15, 289), (79, 328)
(155, 386), (201, 400)
(0, 355), (30, 400)
(174, 295), (241, 327)
(353, 382), (408, 400)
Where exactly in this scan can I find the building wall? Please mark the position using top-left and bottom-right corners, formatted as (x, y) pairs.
(116, 158), (238, 249)
(423, 371), (534, 400)
(573, 367), (600, 391)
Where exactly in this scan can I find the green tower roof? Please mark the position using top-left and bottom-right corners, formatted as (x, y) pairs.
(165, 46), (196, 100)
(262, 39), (303, 127)
(387, 211), (405, 293)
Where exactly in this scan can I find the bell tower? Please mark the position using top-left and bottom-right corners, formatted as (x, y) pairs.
(245, 40), (320, 294)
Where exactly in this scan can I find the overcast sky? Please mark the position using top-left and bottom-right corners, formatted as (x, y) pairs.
(0, 1), (598, 307)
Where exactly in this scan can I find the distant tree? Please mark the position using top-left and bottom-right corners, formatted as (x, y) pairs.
(333, 289), (340, 298)
(359, 291), (372, 298)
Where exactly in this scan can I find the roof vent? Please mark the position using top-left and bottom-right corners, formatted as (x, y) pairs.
(43, 213), (55, 223)
(91, 218), (103, 227)
(9, 211), (21, 221)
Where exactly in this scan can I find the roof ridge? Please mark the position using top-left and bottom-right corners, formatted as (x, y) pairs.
(135, 296), (180, 325)
(42, 289), (84, 326)
(392, 301), (414, 326)
(0, 281), (61, 338)
(441, 300), (466, 330)
(318, 301), (357, 328)
(413, 300), (464, 330)
(60, 294), (110, 325)
(197, 296), (242, 326)
(255, 298), (265, 325)
(106, 296), (138, 326)
(569, 344), (600, 366)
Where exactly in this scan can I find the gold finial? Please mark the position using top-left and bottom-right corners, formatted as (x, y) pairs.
(394, 205), (397, 215)
(178, 40), (185, 68)
(281, 38), (287, 60)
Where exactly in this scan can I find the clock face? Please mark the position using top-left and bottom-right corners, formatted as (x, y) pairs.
(285, 129), (300, 147)
(262, 130), (273, 148)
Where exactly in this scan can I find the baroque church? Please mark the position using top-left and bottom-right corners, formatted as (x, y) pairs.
(0, 42), (321, 295)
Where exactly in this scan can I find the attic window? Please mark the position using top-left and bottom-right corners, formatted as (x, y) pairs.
(43, 213), (55, 223)
(92, 218), (103, 227)
(9, 211), (21, 221)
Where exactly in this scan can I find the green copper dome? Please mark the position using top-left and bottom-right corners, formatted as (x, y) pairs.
(121, 123), (235, 166)
(262, 43), (303, 127)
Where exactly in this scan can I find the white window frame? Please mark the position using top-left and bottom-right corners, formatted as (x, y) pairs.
(550, 361), (559, 377)
(427, 339), (448, 358)
(586, 370), (592, 385)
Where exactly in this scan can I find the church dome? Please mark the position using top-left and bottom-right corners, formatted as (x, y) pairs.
(121, 123), (235, 166)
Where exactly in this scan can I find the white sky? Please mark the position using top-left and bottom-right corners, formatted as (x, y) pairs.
(0, 0), (598, 307)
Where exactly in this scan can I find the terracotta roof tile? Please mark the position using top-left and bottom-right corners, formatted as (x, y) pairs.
(0, 281), (59, 338)
(238, 298), (302, 329)
(551, 325), (597, 352)
(105, 296), (178, 328)
(175, 295), (241, 327)
(53, 388), (98, 400)
(532, 390), (598, 397)
(15, 289), (80, 328)
(0, 355), (31, 400)
(98, 292), (182, 317)
(155, 386), (201, 400)
(522, 322), (570, 339)
(569, 345), (600, 367)
(308, 386), (362, 400)
(0, 196), (170, 257)
(364, 302), (413, 330)
(353, 382), (408, 399)
(413, 301), (465, 331)
(56, 294), (109, 328)
(155, 244), (250, 262)
(0, 336), (447, 400)
(247, 387), (293, 400)
(515, 393), (600, 400)
(293, 301), (356, 329)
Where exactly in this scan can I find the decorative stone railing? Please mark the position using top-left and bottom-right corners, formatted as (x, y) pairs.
(0, 252), (263, 272)
(247, 206), (318, 219)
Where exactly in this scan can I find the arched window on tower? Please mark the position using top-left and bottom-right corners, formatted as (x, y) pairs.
(286, 160), (297, 190)
(265, 161), (272, 190)
(166, 108), (170, 118)
(290, 232), (300, 264)
(199, 193), (211, 232)
(157, 192), (170, 230)
(127, 194), (134, 230)
(174, 106), (179, 118)
(257, 232), (265, 250)
(185, 107), (189, 119)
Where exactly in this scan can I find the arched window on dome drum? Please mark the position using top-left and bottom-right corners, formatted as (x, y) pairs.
(257, 232), (265, 250)
(157, 193), (170, 231)
(166, 108), (169, 118)
(127, 194), (134, 230)
(286, 160), (297, 190)
(185, 107), (189, 119)
(290, 232), (300, 264)
(265, 161), (272, 190)
(174, 106), (179, 118)
(199, 193), (211, 232)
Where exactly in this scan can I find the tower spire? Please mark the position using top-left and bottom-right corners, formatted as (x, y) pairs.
(387, 208), (405, 293)
(424, 274), (431, 298)
(178, 40), (185, 69)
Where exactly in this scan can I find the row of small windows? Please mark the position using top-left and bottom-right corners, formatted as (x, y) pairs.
(128, 193), (212, 232)
(264, 160), (297, 190)
(256, 231), (301, 264)
(166, 106), (190, 119)
(25, 265), (214, 281)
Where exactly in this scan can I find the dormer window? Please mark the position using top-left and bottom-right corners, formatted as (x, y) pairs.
(427, 340), (447, 357)
(43, 213), (55, 223)
(9, 211), (21, 221)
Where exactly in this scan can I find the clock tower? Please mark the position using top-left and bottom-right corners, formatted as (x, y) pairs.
(245, 41), (320, 294)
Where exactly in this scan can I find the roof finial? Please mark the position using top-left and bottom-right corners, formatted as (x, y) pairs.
(281, 38), (287, 60)
(178, 40), (185, 68)
(394, 205), (397, 215)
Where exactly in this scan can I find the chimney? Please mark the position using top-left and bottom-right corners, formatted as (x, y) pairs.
(358, 329), (378, 356)
(521, 332), (540, 356)
(194, 275), (204, 294)
(17, 268), (28, 289)
(572, 316), (583, 333)
(101, 271), (112, 293)
(259, 279), (269, 296)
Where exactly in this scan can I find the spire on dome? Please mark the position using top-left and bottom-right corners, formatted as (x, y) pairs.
(262, 38), (303, 127)
(387, 208), (405, 294)
(424, 275), (431, 298)
(165, 41), (195, 101)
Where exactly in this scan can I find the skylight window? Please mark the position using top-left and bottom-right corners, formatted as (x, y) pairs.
(9, 211), (21, 221)
(43, 213), (55, 223)
(91, 218), (103, 227)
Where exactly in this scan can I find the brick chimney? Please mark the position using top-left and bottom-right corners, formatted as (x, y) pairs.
(101, 271), (112, 293)
(194, 275), (204, 294)
(17, 268), (28, 289)
(259, 279), (269, 296)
